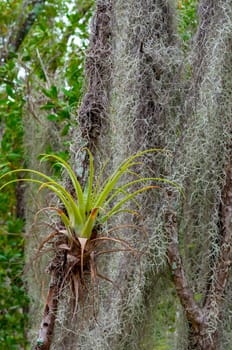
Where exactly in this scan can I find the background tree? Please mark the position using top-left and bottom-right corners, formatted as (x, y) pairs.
(0, 0), (93, 348)
(49, 1), (232, 349)
(0, 0), (232, 350)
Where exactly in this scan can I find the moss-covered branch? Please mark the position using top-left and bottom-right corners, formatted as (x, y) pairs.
(166, 211), (204, 332)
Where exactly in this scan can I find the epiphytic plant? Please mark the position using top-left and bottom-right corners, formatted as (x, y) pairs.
(0, 148), (179, 349)
(0, 148), (177, 247)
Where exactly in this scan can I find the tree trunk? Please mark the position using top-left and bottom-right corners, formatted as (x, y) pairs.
(26, 0), (232, 349)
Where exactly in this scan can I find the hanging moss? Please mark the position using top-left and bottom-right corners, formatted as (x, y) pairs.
(26, 0), (232, 349)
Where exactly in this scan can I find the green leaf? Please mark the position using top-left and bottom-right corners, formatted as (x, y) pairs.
(6, 85), (14, 97)
(40, 153), (85, 218)
(40, 102), (56, 110)
(47, 114), (57, 121)
(61, 124), (70, 136)
(7, 153), (22, 161)
(57, 108), (70, 120)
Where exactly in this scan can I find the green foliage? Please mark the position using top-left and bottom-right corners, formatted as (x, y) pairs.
(20, 0), (93, 148)
(177, 0), (198, 50)
(139, 276), (178, 350)
(0, 149), (178, 241)
(0, 149), (180, 330)
(0, 1), (22, 45)
(153, 300), (176, 349)
(0, 221), (29, 349)
(0, 0), (93, 347)
(0, 61), (24, 169)
(0, 56), (29, 349)
(0, 0), (196, 347)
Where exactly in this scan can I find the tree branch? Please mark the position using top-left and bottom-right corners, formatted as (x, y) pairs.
(1, 0), (45, 64)
(78, 2), (112, 146)
(204, 153), (232, 310)
(166, 211), (204, 332)
(166, 153), (232, 348)
(33, 255), (64, 350)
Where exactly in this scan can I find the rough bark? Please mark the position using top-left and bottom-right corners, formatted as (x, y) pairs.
(166, 153), (232, 350)
(78, 1), (112, 148)
(34, 269), (62, 350)
(25, 0), (232, 349)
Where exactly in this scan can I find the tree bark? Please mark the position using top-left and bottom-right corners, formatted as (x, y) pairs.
(34, 270), (61, 350)
(24, 0), (232, 349)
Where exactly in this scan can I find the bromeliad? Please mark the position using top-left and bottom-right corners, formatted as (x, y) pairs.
(0, 148), (178, 243)
(0, 148), (181, 350)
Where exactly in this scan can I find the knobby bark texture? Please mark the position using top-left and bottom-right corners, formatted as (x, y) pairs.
(78, 1), (112, 147)
(50, 0), (181, 349)
(27, 0), (232, 349)
(34, 257), (64, 350)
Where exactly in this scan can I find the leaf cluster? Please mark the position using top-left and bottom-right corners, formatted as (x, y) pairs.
(177, 0), (198, 50)
(0, 0), (94, 347)
(0, 58), (29, 349)
(0, 219), (29, 349)
(0, 149), (176, 242)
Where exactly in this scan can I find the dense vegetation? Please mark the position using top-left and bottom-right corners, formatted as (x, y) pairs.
(0, 1), (199, 349)
(0, 0), (93, 348)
